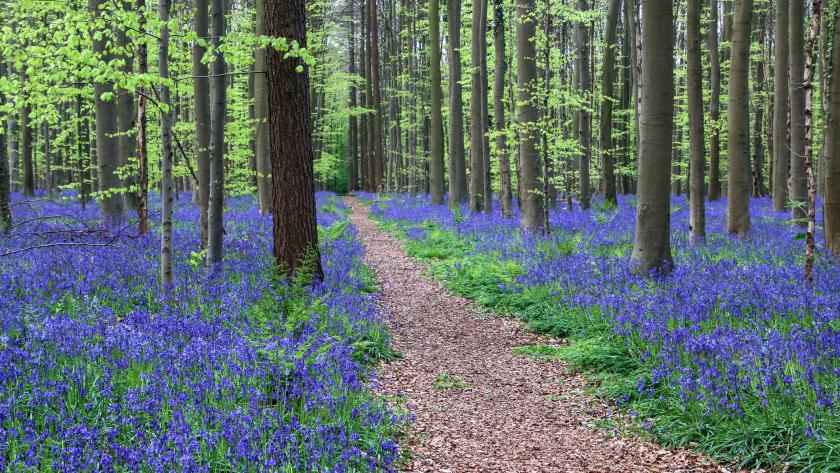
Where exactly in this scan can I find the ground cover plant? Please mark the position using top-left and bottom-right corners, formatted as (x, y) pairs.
(0, 192), (403, 472)
(365, 192), (840, 471)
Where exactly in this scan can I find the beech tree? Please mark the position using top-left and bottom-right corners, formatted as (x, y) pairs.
(516, 0), (543, 232)
(772, 0), (790, 211)
(726, 0), (752, 236)
(448, 0), (468, 206)
(429, 0), (445, 204)
(687, 0), (705, 240)
(194, 0), (211, 247)
(826, 1), (840, 260)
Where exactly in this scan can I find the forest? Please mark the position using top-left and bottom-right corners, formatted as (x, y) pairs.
(0, 0), (839, 470)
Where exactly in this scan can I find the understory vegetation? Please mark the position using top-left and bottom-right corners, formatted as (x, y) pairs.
(0, 192), (404, 472)
(362, 191), (840, 471)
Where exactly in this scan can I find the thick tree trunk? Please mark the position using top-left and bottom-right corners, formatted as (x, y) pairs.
(575, 0), (591, 210)
(255, 0), (272, 211)
(631, 0), (674, 273)
(429, 0), (445, 204)
(265, 0), (324, 279)
(90, 0), (125, 223)
(470, 0), (486, 212)
(448, 0), (468, 204)
(194, 0), (211, 246)
(707, 0), (722, 200)
(494, 0), (512, 217)
(516, 0), (543, 231)
(207, 0), (227, 267)
(687, 0), (705, 240)
(825, 2), (840, 260)
(116, 0), (138, 210)
(599, 0), (620, 207)
(159, 0), (174, 288)
(348, 7), (359, 191)
(773, 0), (790, 211)
(789, 0), (807, 224)
(726, 0), (752, 236)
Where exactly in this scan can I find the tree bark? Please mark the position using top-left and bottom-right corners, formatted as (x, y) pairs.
(136, 0), (149, 235)
(265, 0), (324, 279)
(429, 0), (445, 204)
(773, 0), (790, 210)
(90, 0), (125, 223)
(349, 4), (359, 191)
(207, 0), (227, 267)
(116, 0), (137, 210)
(255, 0), (272, 211)
(194, 0), (211, 246)
(159, 0), (174, 289)
(516, 0), (543, 231)
(480, 0), (492, 212)
(789, 0), (807, 224)
(448, 0), (468, 204)
(726, 0), (752, 236)
(470, 0), (486, 212)
(631, 0), (674, 273)
(687, 0), (705, 240)
(0, 61), (9, 231)
(575, 0), (591, 210)
(752, 13), (766, 197)
(825, 1), (840, 260)
(707, 0), (722, 200)
(803, 0), (821, 280)
(370, 0), (384, 189)
(599, 0), (620, 207)
(494, 0), (512, 217)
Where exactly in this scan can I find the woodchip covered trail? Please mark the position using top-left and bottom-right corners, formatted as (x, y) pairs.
(345, 197), (727, 473)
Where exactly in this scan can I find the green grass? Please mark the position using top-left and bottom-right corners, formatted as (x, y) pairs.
(434, 373), (473, 391)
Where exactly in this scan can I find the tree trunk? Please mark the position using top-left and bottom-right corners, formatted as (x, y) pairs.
(707, 0), (722, 200)
(0, 61), (9, 231)
(255, 0), (272, 211)
(448, 0), (468, 204)
(575, 0), (591, 210)
(687, 0), (705, 240)
(207, 0), (227, 267)
(599, 0), (620, 207)
(631, 0), (674, 273)
(159, 0), (174, 289)
(773, 0), (790, 211)
(516, 0), (543, 231)
(825, 2), (840, 260)
(751, 13), (766, 197)
(194, 0), (211, 246)
(470, 0), (486, 212)
(726, 0), (752, 236)
(348, 5), (359, 191)
(494, 0), (512, 217)
(480, 0), (492, 212)
(265, 0), (324, 279)
(803, 0), (821, 280)
(370, 0), (384, 190)
(90, 0), (125, 224)
(136, 0), (149, 235)
(789, 0), (807, 224)
(429, 0), (445, 204)
(116, 0), (137, 210)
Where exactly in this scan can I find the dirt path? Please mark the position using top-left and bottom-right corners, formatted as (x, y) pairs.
(345, 197), (724, 473)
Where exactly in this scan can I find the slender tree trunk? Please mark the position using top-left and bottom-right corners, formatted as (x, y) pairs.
(825, 1), (840, 260)
(687, 0), (705, 240)
(516, 0), (543, 231)
(359, 2), (369, 191)
(349, 6), (359, 191)
(803, 0), (821, 280)
(429, 0), (445, 204)
(207, 0), (227, 267)
(448, 0), (468, 204)
(726, 0), (752, 236)
(136, 0), (149, 235)
(575, 0), (591, 210)
(365, 0), (375, 191)
(159, 0), (174, 289)
(631, 0), (674, 273)
(194, 0), (211, 246)
(773, 0), (790, 211)
(470, 0), (486, 212)
(89, 0), (125, 223)
(0, 61), (9, 231)
(370, 0), (384, 189)
(599, 0), (620, 207)
(255, 0), (272, 211)
(117, 0), (138, 210)
(265, 0), (324, 279)
(480, 0), (492, 212)
(789, 0), (807, 223)
(707, 0), (722, 200)
(494, 0), (511, 217)
(752, 13), (766, 197)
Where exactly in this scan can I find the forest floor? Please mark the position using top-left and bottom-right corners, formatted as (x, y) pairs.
(345, 197), (729, 473)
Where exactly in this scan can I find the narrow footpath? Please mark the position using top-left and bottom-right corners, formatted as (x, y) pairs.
(345, 197), (726, 473)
